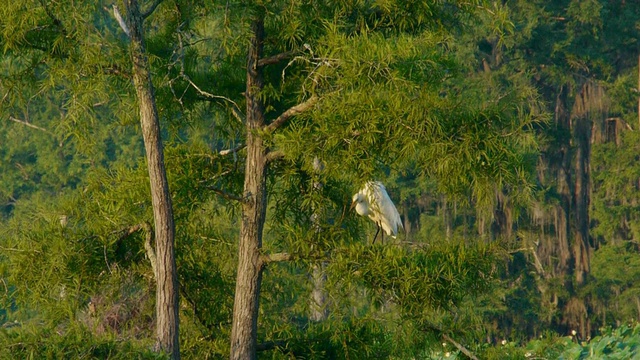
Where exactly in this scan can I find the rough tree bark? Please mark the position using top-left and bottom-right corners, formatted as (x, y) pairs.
(230, 14), (268, 360)
(573, 116), (591, 285)
(124, 1), (180, 358)
(554, 85), (573, 276)
(571, 83), (601, 285)
(228, 12), (318, 358)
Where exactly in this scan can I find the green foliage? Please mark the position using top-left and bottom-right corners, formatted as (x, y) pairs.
(519, 324), (640, 360)
(334, 241), (499, 313)
(0, 325), (164, 360)
(3, 0), (639, 359)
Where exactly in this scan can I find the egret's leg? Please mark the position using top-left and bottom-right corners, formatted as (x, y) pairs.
(372, 224), (381, 244)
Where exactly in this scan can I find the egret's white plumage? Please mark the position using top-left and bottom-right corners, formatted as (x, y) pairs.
(351, 181), (403, 241)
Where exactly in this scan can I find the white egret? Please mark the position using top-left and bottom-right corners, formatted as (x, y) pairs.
(351, 181), (403, 243)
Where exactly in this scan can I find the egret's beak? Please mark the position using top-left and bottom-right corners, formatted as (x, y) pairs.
(350, 201), (357, 211)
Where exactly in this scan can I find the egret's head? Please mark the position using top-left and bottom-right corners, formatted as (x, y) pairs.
(350, 192), (368, 216)
(350, 192), (362, 208)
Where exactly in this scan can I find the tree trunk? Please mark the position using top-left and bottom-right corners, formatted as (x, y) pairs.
(124, 1), (180, 358)
(310, 263), (329, 321)
(403, 201), (411, 235)
(554, 85), (573, 276)
(572, 84), (596, 285)
(309, 158), (328, 321)
(230, 14), (267, 360)
(442, 195), (452, 239)
(573, 118), (591, 284)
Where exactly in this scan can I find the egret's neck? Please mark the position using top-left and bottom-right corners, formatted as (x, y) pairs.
(355, 201), (369, 217)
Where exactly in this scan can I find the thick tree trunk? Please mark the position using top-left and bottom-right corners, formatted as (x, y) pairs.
(124, 1), (180, 358)
(573, 119), (591, 284)
(572, 84), (596, 285)
(554, 85), (573, 276)
(230, 14), (267, 360)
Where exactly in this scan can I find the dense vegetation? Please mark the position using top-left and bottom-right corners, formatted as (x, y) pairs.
(1, 0), (639, 359)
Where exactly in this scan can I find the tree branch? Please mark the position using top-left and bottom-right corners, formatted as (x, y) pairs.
(141, 222), (157, 280)
(256, 340), (287, 352)
(141, 0), (164, 19)
(112, 5), (130, 37)
(183, 75), (244, 122)
(258, 51), (294, 67)
(419, 322), (479, 360)
(442, 334), (479, 360)
(265, 150), (284, 163)
(260, 252), (292, 266)
(7, 116), (53, 135)
(219, 144), (245, 156)
(264, 95), (318, 133)
(0, 246), (40, 254)
(39, 0), (67, 35)
(115, 223), (156, 279)
(207, 186), (245, 202)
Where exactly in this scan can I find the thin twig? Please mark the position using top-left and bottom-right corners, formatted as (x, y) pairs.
(207, 186), (245, 202)
(104, 244), (112, 274)
(167, 25), (244, 122)
(183, 75), (244, 123)
(1, 278), (7, 295)
(0, 246), (41, 253)
(7, 116), (53, 135)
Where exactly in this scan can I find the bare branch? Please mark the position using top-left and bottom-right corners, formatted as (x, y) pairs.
(115, 223), (156, 279)
(7, 116), (54, 135)
(182, 74), (244, 122)
(141, 0), (164, 19)
(261, 252), (292, 265)
(117, 223), (144, 238)
(257, 51), (294, 67)
(207, 186), (246, 202)
(442, 334), (479, 360)
(141, 222), (157, 279)
(230, 106), (245, 123)
(112, 5), (130, 37)
(168, 28), (244, 122)
(0, 246), (41, 253)
(264, 95), (318, 133)
(219, 144), (245, 156)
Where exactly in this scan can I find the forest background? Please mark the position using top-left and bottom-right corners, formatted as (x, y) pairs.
(1, 0), (640, 359)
